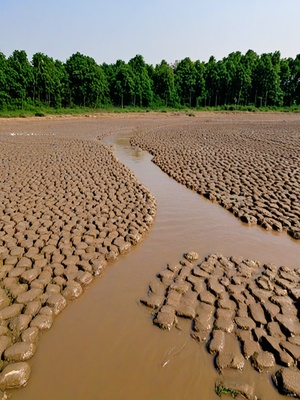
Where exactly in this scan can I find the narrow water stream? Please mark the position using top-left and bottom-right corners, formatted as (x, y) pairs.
(11, 133), (300, 400)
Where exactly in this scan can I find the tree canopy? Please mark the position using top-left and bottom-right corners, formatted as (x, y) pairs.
(1, 49), (300, 111)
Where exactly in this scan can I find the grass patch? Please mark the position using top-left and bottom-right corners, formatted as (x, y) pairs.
(216, 385), (239, 397)
(35, 111), (45, 117)
(1, 103), (300, 119)
(215, 381), (254, 399)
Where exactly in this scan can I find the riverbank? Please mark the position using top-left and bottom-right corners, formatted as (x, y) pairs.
(0, 117), (157, 390)
(131, 112), (300, 239)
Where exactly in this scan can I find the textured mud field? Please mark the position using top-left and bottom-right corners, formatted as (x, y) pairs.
(0, 115), (156, 391)
(0, 112), (300, 399)
(141, 251), (300, 398)
(131, 115), (300, 239)
(132, 113), (300, 398)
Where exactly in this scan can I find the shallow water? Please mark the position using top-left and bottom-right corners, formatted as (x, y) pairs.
(10, 130), (300, 400)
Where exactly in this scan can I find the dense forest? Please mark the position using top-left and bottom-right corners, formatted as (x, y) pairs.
(0, 49), (300, 112)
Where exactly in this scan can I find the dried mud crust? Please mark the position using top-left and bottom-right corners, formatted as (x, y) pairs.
(141, 253), (300, 399)
(0, 133), (156, 390)
(131, 120), (300, 239)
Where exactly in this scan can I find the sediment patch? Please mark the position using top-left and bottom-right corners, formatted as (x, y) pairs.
(0, 132), (156, 390)
(141, 252), (300, 398)
(131, 120), (300, 239)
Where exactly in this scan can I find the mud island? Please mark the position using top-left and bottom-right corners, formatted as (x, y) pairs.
(141, 251), (300, 399)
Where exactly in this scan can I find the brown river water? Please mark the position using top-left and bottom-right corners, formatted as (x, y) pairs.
(9, 129), (300, 400)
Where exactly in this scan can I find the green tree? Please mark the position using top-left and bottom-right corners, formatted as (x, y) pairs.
(0, 52), (9, 108)
(128, 55), (153, 107)
(153, 60), (176, 106)
(174, 57), (197, 107)
(204, 56), (220, 106)
(53, 60), (70, 107)
(253, 52), (282, 107)
(32, 52), (64, 106)
(111, 60), (135, 107)
(286, 55), (300, 105)
(65, 52), (108, 107)
(6, 50), (33, 108)
(194, 60), (206, 107)
(241, 50), (259, 105)
(222, 52), (241, 104)
(280, 58), (292, 106)
(215, 59), (230, 106)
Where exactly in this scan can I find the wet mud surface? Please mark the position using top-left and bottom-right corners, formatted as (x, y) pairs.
(0, 116), (156, 391)
(141, 252), (300, 398)
(0, 112), (300, 399)
(131, 115), (300, 239)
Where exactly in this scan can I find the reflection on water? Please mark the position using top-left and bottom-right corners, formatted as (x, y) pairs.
(103, 136), (148, 162)
(11, 133), (300, 400)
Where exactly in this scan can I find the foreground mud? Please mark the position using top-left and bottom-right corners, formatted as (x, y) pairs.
(0, 129), (156, 390)
(0, 112), (300, 399)
(141, 252), (300, 399)
(131, 118), (300, 239)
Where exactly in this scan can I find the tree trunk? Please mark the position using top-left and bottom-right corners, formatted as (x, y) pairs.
(237, 88), (242, 105)
(95, 93), (99, 109)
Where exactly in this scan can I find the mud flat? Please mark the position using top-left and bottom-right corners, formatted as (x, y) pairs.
(0, 112), (300, 399)
(131, 114), (300, 239)
(0, 117), (156, 391)
(141, 251), (300, 398)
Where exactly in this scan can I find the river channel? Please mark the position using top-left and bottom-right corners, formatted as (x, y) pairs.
(10, 130), (300, 400)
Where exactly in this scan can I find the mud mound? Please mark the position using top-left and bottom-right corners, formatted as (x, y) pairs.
(131, 120), (300, 239)
(0, 133), (156, 389)
(141, 253), (300, 398)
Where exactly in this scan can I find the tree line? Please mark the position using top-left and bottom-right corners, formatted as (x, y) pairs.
(0, 49), (300, 111)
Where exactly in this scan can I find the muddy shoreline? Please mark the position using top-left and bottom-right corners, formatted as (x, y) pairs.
(131, 113), (300, 240)
(0, 112), (300, 398)
(0, 116), (157, 391)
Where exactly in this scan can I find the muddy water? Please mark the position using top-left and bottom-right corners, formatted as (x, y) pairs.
(10, 132), (300, 400)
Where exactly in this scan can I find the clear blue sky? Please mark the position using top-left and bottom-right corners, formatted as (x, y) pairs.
(1, 0), (299, 65)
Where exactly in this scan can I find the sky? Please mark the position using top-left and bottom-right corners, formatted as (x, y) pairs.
(0, 0), (300, 66)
